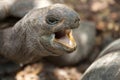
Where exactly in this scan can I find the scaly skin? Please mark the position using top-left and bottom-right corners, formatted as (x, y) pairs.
(0, 4), (80, 64)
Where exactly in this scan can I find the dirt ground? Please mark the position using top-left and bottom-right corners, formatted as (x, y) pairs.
(1, 0), (120, 80)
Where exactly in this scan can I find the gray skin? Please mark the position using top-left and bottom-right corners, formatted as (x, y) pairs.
(45, 21), (96, 66)
(81, 39), (120, 80)
(0, 4), (80, 64)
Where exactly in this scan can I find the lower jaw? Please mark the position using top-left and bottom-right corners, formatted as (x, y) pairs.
(53, 41), (76, 54)
(54, 40), (76, 51)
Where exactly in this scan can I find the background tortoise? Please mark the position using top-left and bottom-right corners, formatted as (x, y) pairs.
(81, 39), (120, 80)
(0, 0), (65, 20)
(80, 1), (120, 80)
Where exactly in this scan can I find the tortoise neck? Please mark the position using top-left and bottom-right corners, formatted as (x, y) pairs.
(0, 25), (28, 63)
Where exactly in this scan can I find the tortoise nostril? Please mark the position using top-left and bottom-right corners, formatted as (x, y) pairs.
(74, 18), (80, 23)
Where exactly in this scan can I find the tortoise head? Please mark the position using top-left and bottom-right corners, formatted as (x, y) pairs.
(16, 4), (80, 58)
(20, 4), (80, 56)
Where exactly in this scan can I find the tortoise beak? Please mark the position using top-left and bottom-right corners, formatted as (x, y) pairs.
(53, 29), (76, 50)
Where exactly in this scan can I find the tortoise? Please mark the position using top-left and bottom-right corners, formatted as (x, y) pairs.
(0, 0), (65, 20)
(81, 39), (120, 80)
(0, 3), (81, 64)
(0, 0), (95, 75)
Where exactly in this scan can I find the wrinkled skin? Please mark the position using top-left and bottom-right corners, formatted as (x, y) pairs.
(0, 4), (80, 64)
(81, 39), (120, 80)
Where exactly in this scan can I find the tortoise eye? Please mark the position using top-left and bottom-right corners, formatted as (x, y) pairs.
(46, 16), (60, 25)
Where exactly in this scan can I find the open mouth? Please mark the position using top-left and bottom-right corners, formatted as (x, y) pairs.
(53, 29), (76, 50)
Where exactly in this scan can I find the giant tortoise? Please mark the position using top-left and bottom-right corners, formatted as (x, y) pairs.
(0, 0), (95, 75)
